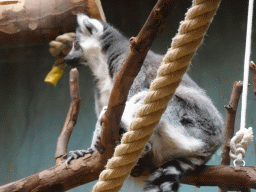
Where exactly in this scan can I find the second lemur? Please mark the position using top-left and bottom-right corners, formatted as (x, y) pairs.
(64, 14), (224, 192)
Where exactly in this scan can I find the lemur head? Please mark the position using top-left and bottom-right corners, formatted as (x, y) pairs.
(64, 14), (104, 68)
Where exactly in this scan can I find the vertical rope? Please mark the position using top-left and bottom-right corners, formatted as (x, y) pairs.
(229, 0), (254, 166)
(240, 0), (254, 131)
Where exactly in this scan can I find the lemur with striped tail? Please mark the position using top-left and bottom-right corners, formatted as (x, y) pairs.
(64, 14), (224, 192)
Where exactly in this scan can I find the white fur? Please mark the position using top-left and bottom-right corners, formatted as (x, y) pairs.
(143, 189), (159, 192)
(121, 91), (149, 129)
(81, 46), (112, 108)
(77, 15), (113, 111)
(160, 182), (173, 191)
(77, 14), (103, 36)
(164, 167), (181, 175)
(150, 121), (205, 164)
(179, 161), (194, 171)
(90, 106), (107, 150)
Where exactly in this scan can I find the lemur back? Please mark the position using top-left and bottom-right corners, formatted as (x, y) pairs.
(64, 14), (224, 192)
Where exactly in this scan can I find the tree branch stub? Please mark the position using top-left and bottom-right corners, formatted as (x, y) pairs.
(220, 81), (243, 166)
(249, 61), (256, 96)
(55, 68), (81, 165)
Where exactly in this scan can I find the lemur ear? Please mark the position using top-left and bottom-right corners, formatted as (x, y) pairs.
(77, 14), (93, 34)
(77, 13), (103, 35)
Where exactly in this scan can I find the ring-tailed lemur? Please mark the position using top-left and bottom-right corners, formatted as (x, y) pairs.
(64, 14), (224, 192)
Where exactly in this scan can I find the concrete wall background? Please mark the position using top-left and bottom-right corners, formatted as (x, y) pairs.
(0, 1), (255, 191)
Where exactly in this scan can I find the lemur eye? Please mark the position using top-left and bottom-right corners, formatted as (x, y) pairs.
(74, 40), (80, 50)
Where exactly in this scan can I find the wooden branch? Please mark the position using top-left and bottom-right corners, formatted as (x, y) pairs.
(1, 164), (256, 192)
(85, 0), (106, 21)
(0, 152), (103, 192)
(220, 81), (243, 166)
(55, 68), (81, 165)
(180, 165), (256, 191)
(249, 61), (256, 96)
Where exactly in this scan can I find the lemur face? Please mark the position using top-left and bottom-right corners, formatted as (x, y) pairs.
(64, 14), (104, 67)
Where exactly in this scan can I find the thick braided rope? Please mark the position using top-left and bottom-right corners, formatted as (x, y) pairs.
(45, 33), (75, 86)
(93, 0), (220, 191)
(49, 32), (75, 56)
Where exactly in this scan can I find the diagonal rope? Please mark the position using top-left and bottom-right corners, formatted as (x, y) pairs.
(93, 0), (221, 191)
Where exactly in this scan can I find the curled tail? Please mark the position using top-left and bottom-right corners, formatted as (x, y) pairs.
(144, 157), (205, 192)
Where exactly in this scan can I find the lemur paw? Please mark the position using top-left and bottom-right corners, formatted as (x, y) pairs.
(66, 148), (94, 164)
(94, 135), (104, 154)
(93, 106), (107, 154)
(144, 160), (183, 192)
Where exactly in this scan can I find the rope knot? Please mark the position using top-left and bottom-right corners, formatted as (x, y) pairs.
(229, 127), (253, 165)
(49, 32), (75, 56)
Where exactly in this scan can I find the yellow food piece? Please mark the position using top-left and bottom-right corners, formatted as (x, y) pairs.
(44, 66), (64, 86)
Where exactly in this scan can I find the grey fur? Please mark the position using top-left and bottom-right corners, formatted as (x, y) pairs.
(64, 14), (224, 192)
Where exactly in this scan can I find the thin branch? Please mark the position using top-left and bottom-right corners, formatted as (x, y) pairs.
(249, 61), (256, 96)
(220, 81), (243, 166)
(55, 68), (81, 165)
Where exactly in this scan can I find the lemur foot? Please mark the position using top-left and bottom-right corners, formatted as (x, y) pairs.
(66, 148), (94, 164)
(94, 106), (107, 154)
(66, 106), (107, 165)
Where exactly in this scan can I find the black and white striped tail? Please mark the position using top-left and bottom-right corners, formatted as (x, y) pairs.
(144, 158), (203, 192)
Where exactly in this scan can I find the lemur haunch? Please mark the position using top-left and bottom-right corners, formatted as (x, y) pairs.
(64, 14), (224, 192)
